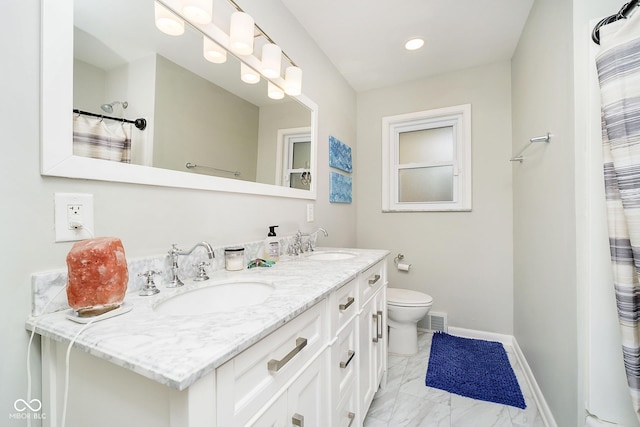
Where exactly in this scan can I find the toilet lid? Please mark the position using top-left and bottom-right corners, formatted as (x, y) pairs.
(387, 288), (433, 306)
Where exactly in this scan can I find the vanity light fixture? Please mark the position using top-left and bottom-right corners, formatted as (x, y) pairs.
(404, 37), (425, 51)
(229, 11), (255, 55)
(154, 1), (185, 36)
(154, 0), (303, 99)
(240, 62), (261, 84)
(181, 0), (213, 25)
(267, 81), (285, 100)
(261, 43), (282, 78)
(284, 66), (302, 96)
(203, 37), (227, 64)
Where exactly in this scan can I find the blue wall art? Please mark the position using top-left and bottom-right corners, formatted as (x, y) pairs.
(329, 135), (352, 173)
(330, 172), (352, 203)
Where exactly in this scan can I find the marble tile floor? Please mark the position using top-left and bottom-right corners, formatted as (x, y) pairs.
(364, 331), (545, 427)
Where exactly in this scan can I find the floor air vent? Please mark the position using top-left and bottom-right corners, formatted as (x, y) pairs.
(427, 312), (447, 332)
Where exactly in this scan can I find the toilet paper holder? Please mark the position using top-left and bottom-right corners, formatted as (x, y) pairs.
(393, 253), (411, 272)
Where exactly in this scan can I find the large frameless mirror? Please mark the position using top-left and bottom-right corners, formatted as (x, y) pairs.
(41, 0), (317, 199)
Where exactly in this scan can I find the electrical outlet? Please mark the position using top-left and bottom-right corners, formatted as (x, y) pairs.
(67, 204), (83, 229)
(54, 193), (94, 242)
(306, 203), (315, 222)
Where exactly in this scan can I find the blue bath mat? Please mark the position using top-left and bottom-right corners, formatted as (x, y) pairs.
(425, 333), (526, 409)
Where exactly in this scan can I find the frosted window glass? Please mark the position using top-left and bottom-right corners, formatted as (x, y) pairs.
(292, 141), (310, 169)
(399, 127), (453, 164)
(398, 166), (453, 202)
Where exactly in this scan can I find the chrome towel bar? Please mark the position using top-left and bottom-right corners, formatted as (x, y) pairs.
(510, 132), (552, 163)
(185, 162), (240, 177)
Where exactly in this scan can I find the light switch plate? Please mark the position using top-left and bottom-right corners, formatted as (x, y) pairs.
(54, 193), (94, 242)
(306, 203), (315, 222)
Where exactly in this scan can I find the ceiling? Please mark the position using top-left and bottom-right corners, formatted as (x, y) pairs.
(280, 0), (534, 92)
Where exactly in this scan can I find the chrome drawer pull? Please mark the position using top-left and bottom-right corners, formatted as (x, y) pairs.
(339, 296), (355, 311)
(372, 314), (379, 343)
(368, 274), (381, 286)
(339, 350), (355, 369)
(292, 413), (304, 427)
(377, 310), (383, 339)
(267, 337), (307, 373)
(347, 411), (356, 427)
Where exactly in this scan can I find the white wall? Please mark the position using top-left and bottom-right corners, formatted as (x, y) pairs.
(356, 61), (514, 334)
(73, 59), (106, 111)
(0, 0), (356, 421)
(511, 0), (577, 425)
(153, 55), (260, 180)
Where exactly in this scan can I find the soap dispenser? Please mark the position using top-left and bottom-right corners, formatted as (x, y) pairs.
(264, 225), (280, 262)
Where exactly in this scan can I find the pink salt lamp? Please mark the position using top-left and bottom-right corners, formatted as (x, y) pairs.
(66, 237), (129, 317)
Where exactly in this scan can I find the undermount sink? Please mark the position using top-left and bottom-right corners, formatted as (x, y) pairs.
(154, 281), (275, 316)
(305, 251), (357, 261)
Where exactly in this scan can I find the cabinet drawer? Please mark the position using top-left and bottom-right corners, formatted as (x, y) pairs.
(360, 260), (386, 305)
(216, 300), (327, 426)
(334, 383), (358, 427)
(331, 278), (358, 336)
(331, 317), (357, 403)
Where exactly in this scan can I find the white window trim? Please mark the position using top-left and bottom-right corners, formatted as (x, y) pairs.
(276, 127), (311, 187)
(382, 104), (472, 212)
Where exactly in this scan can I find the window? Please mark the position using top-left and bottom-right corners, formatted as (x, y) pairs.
(382, 104), (471, 212)
(277, 127), (312, 190)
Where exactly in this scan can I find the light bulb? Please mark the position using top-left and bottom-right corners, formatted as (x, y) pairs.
(203, 37), (227, 64)
(240, 62), (260, 84)
(154, 1), (184, 36)
(404, 37), (425, 51)
(230, 12), (255, 55)
(181, 0), (212, 25)
(268, 81), (285, 100)
(261, 43), (282, 78)
(284, 66), (302, 96)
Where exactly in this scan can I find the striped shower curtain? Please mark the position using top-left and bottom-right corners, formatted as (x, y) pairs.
(73, 114), (131, 163)
(596, 11), (640, 421)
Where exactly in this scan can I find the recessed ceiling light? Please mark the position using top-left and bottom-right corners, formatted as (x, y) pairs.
(404, 37), (425, 51)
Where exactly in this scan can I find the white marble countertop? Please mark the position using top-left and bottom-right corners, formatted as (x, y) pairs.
(26, 248), (388, 391)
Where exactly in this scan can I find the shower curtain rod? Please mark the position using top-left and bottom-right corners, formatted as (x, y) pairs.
(73, 109), (147, 131)
(592, 0), (639, 45)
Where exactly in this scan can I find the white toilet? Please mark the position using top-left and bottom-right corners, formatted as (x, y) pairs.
(387, 288), (433, 355)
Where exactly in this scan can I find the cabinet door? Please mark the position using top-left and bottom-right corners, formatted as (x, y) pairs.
(287, 353), (327, 427)
(249, 353), (327, 427)
(359, 295), (377, 412)
(359, 288), (386, 415)
(373, 290), (386, 389)
(249, 394), (287, 427)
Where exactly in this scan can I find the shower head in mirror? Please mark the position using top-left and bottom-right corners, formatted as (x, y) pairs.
(100, 101), (128, 114)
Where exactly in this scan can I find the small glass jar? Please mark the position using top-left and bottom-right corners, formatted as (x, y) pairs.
(224, 247), (245, 271)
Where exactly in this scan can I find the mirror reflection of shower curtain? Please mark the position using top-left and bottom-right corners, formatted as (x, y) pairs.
(73, 114), (131, 163)
(596, 10), (640, 424)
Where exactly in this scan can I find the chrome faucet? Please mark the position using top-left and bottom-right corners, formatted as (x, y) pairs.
(168, 242), (214, 287)
(289, 228), (329, 255)
(307, 227), (328, 252)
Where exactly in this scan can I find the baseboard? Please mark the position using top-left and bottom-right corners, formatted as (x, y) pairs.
(420, 326), (558, 427)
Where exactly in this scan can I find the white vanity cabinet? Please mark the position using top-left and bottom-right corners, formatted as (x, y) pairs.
(36, 253), (388, 427)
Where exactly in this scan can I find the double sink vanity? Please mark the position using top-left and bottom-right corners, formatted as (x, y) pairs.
(28, 248), (389, 427)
